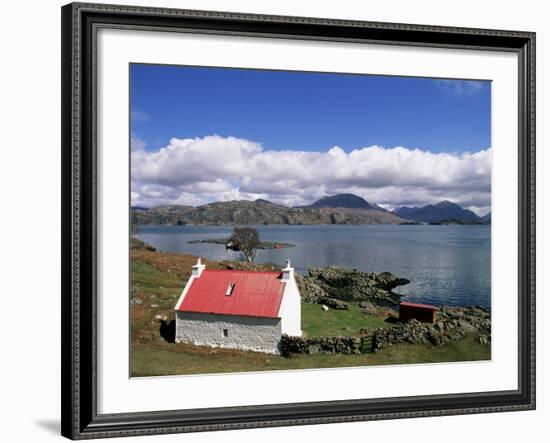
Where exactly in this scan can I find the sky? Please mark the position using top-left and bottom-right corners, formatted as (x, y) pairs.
(130, 64), (492, 215)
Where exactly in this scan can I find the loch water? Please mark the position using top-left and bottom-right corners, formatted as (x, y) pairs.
(136, 224), (491, 309)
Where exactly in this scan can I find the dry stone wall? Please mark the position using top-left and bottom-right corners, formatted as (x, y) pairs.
(280, 334), (362, 357)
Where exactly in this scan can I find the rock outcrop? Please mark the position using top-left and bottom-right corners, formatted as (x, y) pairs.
(297, 266), (409, 305)
(295, 274), (329, 303)
(318, 297), (350, 310)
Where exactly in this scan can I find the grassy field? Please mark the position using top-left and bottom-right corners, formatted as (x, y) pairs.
(301, 303), (392, 337)
(132, 335), (490, 377)
(130, 247), (491, 377)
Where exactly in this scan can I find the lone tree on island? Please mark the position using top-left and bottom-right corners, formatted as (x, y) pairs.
(228, 226), (260, 262)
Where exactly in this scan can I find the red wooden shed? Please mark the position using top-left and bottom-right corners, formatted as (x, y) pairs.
(399, 301), (437, 323)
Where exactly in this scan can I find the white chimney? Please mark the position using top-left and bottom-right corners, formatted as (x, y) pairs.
(281, 259), (294, 281)
(192, 257), (206, 277)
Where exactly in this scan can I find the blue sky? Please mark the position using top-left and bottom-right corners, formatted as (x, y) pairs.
(130, 64), (492, 214)
(130, 64), (491, 154)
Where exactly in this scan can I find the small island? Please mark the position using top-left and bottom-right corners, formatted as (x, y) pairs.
(188, 238), (295, 250)
(187, 226), (294, 263)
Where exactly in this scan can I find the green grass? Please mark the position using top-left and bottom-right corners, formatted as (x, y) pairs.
(131, 260), (185, 343)
(131, 261), (185, 310)
(132, 261), (184, 295)
(131, 335), (490, 377)
(301, 303), (393, 337)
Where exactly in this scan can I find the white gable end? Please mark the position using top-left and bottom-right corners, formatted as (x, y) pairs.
(278, 260), (302, 337)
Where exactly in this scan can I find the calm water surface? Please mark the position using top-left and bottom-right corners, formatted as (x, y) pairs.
(136, 224), (491, 309)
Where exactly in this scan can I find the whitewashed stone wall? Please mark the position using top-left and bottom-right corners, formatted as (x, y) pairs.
(175, 311), (282, 354)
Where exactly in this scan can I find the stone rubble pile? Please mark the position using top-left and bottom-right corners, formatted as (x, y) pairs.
(370, 306), (491, 351)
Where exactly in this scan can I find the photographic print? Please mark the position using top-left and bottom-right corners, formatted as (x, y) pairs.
(129, 64), (492, 377)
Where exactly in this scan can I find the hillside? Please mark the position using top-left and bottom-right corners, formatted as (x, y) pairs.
(393, 200), (485, 223)
(131, 196), (405, 225)
(305, 193), (373, 209)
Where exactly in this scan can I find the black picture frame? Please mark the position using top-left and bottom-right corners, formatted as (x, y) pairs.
(61, 2), (536, 439)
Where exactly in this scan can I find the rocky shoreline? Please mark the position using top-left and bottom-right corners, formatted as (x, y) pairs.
(296, 266), (410, 306)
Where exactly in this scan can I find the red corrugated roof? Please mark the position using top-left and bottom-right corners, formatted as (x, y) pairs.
(400, 301), (437, 310)
(179, 270), (285, 318)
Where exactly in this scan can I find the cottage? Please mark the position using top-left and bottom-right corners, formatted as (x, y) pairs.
(174, 258), (302, 354)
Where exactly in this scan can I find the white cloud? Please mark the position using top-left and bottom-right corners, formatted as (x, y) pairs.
(131, 135), (491, 213)
(436, 79), (487, 96)
(131, 136), (146, 152)
(131, 110), (150, 123)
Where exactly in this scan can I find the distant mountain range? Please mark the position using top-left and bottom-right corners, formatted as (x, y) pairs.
(132, 194), (404, 226)
(131, 194), (489, 226)
(393, 200), (487, 224)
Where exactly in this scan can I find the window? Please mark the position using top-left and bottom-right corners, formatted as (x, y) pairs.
(225, 283), (235, 296)
(223, 329), (228, 338)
